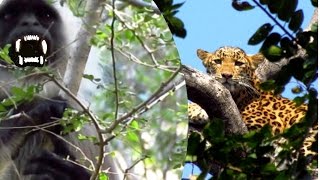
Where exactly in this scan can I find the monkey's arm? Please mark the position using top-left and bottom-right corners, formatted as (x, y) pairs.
(24, 150), (91, 180)
(0, 97), (67, 164)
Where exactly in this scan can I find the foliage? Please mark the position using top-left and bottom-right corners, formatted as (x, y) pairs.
(237, 0), (318, 96)
(190, 0), (317, 179)
(153, 0), (187, 38)
(0, 0), (189, 179)
(187, 118), (317, 179)
(69, 0), (188, 179)
(156, 0), (318, 179)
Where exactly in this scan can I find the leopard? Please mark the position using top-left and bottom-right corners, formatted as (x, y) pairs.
(188, 46), (317, 158)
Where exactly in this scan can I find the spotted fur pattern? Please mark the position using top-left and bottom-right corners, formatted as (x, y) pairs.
(188, 46), (317, 157)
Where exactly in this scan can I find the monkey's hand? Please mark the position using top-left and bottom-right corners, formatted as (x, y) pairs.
(0, 97), (67, 131)
(23, 150), (91, 180)
(23, 96), (67, 131)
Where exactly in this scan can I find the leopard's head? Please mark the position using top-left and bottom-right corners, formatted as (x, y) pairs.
(197, 46), (265, 98)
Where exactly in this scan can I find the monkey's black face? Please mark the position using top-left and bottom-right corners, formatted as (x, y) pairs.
(0, 0), (63, 67)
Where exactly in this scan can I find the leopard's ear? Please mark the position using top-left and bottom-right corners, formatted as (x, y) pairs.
(197, 49), (209, 61)
(247, 53), (265, 69)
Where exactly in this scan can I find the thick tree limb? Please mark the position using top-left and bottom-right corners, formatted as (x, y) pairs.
(181, 65), (248, 135)
(62, 0), (104, 97)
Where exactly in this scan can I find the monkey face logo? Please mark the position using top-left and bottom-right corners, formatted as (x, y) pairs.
(9, 34), (48, 67)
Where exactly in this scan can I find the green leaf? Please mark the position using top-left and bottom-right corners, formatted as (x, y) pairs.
(232, 1), (255, 11)
(296, 32), (311, 47)
(262, 163), (277, 172)
(99, 172), (109, 180)
(127, 131), (139, 143)
(0, 45), (14, 64)
(187, 132), (202, 155)
(248, 23), (273, 45)
(261, 33), (281, 50)
(261, 45), (282, 62)
(289, 10), (304, 32)
(280, 37), (298, 57)
(203, 118), (225, 140)
(259, 0), (269, 5)
(293, 96), (306, 106)
(311, 22), (318, 32)
(259, 80), (276, 91)
(266, 45), (282, 56)
(83, 74), (95, 81)
(275, 172), (291, 180)
(278, 0), (297, 22)
(267, 0), (283, 14)
(171, 2), (184, 10)
(311, 0), (318, 7)
(166, 16), (186, 38)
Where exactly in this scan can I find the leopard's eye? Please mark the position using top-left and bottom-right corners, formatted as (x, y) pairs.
(214, 59), (222, 64)
(235, 61), (245, 66)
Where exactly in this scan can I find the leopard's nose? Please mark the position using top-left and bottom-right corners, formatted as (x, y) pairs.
(222, 73), (233, 79)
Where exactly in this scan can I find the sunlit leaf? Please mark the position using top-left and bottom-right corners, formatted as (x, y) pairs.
(261, 45), (282, 61)
(99, 172), (109, 180)
(0, 45), (14, 64)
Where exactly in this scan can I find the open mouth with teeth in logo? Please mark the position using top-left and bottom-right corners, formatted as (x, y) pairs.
(9, 34), (49, 67)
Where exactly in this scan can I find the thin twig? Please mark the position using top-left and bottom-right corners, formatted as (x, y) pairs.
(102, 66), (182, 135)
(48, 75), (105, 180)
(113, 10), (159, 65)
(252, 0), (295, 40)
(123, 156), (148, 180)
(110, 0), (120, 121)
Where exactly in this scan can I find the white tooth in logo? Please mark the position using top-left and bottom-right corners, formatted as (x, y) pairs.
(18, 55), (23, 65)
(23, 35), (39, 41)
(15, 39), (21, 52)
(40, 56), (44, 65)
(41, 40), (47, 54)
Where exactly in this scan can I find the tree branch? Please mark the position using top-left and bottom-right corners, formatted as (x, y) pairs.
(62, 0), (104, 97)
(181, 65), (248, 135)
(255, 8), (318, 81)
(124, 0), (161, 14)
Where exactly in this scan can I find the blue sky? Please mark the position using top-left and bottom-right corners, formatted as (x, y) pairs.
(171, 1), (317, 179)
